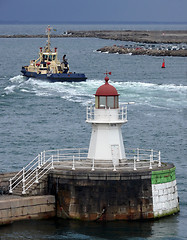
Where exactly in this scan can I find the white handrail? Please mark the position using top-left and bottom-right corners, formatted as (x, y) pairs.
(9, 147), (162, 194)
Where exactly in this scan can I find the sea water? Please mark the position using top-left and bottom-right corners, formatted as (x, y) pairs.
(0, 24), (186, 239)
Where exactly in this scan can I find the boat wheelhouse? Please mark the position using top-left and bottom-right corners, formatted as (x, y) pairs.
(21, 26), (87, 82)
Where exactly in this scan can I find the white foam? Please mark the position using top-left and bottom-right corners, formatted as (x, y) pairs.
(5, 75), (187, 108)
(9, 75), (25, 83)
(4, 85), (17, 94)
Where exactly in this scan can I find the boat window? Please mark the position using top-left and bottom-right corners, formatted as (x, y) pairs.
(53, 55), (56, 60)
(43, 55), (48, 60)
(48, 55), (52, 61)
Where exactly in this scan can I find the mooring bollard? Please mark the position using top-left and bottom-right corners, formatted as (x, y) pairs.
(91, 158), (95, 171)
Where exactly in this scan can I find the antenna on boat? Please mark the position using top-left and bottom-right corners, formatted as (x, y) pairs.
(46, 25), (51, 51)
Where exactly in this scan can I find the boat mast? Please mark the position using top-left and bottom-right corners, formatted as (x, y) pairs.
(47, 25), (51, 52)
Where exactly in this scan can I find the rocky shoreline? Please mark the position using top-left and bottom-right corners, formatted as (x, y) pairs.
(1, 30), (187, 44)
(97, 45), (187, 57)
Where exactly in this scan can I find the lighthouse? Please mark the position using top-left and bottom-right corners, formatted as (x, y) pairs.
(9, 74), (180, 222)
(86, 73), (127, 166)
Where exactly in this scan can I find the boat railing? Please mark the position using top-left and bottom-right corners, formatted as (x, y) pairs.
(9, 147), (161, 195)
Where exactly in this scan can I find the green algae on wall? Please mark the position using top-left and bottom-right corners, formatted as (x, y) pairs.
(151, 167), (176, 184)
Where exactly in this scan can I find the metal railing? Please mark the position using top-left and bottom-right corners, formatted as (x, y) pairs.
(86, 104), (128, 122)
(9, 147), (161, 195)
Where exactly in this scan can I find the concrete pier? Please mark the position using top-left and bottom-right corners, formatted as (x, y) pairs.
(0, 195), (55, 225)
(48, 161), (179, 221)
(0, 172), (55, 225)
(0, 159), (179, 225)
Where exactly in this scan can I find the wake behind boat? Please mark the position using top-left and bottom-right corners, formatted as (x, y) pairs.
(21, 26), (87, 82)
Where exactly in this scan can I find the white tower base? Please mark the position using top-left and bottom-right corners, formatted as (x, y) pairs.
(87, 123), (126, 166)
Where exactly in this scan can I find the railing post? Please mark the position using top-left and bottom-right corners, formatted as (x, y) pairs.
(38, 154), (41, 168)
(86, 106), (88, 120)
(137, 148), (140, 161)
(91, 158), (95, 171)
(35, 168), (39, 183)
(121, 106), (124, 120)
(125, 105), (127, 121)
(149, 155), (153, 169)
(72, 155), (75, 170)
(9, 179), (13, 194)
(113, 164), (117, 171)
(134, 156), (137, 170)
(51, 155), (54, 169)
(151, 149), (154, 162)
(22, 167), (26, 195)
(158, 151), (161, 167)
(79, 149), (81, 161)
(43, 150), (46, 164)
(41, 151), (43, 166)
(57, 150), (59, 162)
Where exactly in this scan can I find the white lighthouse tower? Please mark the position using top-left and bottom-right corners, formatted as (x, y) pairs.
(86, 73), (128, 166)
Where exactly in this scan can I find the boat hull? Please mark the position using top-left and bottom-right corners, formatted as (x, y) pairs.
(21, 69), (87, 82)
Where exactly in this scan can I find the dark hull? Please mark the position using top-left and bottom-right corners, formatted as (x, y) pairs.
(21, 69), (87, 82)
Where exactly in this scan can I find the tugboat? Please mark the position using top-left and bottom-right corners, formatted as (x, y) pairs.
(21, 26), (87, 82)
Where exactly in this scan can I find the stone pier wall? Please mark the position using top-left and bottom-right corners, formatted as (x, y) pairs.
(0, 171), (48, 196)
(151, 167), (180, 218)
(0, 172), (16, 194)
(0, 195), (55, 225)
(48, 163), (179, 221)
(0, 164), (179, 225)
(48, 170), (154, 221)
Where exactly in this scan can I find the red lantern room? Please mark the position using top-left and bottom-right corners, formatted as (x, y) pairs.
(95, 74), (119, 109)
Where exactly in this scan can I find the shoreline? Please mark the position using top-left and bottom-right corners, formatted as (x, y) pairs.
(0, 30), (187, 44)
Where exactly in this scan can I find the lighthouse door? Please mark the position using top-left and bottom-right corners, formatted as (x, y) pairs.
(111, 145), (119, 166)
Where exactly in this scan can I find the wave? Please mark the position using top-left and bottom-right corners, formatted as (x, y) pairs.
(4, 85), (17, 94)
(4, 75), (187, 109)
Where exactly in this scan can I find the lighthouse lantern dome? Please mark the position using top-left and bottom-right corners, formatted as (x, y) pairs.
(95, 75), (119, 109)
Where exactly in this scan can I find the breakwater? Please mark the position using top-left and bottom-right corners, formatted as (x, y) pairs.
(0, 159), (179, 225)
(97, 45), (187, 57)
(0, 172), (55, 225)
(1, 30), (187, 44)
(48, 163), (179, 221)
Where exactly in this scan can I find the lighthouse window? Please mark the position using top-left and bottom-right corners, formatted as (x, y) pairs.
(95, 96), (99, 108)
(99, 96), (106, 108)
(114, 96), (118, 108)
(107, 96), (115, 108)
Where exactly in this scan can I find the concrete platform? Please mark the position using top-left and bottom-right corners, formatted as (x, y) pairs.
(0, 195), (55, 225)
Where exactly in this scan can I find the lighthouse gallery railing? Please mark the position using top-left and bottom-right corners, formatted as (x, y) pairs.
(86, 104), (128, 122)
(9, 148), (161, 195)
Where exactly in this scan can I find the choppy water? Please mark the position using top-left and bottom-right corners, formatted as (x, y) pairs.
(0, 24), (187, 239)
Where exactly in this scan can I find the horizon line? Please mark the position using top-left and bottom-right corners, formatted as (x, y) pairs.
(0, 20), (187, 25)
